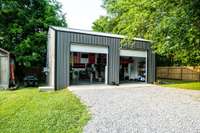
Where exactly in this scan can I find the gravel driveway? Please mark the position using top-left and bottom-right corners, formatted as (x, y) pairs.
(69, 84), (200, 133)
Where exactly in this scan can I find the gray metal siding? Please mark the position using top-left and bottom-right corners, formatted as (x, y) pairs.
(55, 32), (70, 89)
(52, 27), (155, 89)
(55, 30), (120, 89)
(147, 50), (156, 83)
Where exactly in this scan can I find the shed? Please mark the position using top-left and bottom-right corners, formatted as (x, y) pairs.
(44, 26), (155, 90)
(0, 48), (10, 89)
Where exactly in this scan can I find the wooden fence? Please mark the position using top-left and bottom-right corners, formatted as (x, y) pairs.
(156, 66), (200, 81)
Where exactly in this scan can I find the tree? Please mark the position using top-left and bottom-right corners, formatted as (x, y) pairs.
(93, 0), (200, 66)
(0, 0), (67, 67)
(92, 16), (115, 33)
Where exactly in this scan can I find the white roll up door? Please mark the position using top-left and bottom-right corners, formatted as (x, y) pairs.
(71, 44), (108, 54)
(70, 44), (109, 85)
(120, 49), (147, 58)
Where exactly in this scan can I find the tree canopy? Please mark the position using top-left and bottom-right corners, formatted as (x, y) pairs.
(0, 0), (67, 67)
(93, 0), (200, 66)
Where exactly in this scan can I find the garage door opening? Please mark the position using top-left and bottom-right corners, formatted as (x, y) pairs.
(119, 49), (147, 84)
(70, 52), (108, 85)
(120, 56), (147, 83)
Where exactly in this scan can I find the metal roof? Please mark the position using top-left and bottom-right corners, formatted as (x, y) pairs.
(51, 26), (152, 42)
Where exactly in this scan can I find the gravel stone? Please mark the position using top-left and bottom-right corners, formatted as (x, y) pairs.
(69, 84), (200, 133)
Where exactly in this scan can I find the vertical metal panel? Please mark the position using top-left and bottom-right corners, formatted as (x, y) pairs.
(65, 33), (71, 86)
(107, 37), (120, 84)
(108, 37), (113, 84)
(56, 31), (69, 89)
(151, 51), (156, 82)
(63, 33), (67, 86)
(90, 35), (94, 44)
(147, 48), (155, 83)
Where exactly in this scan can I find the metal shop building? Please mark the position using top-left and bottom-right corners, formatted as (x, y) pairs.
(45, 26), (155, 90)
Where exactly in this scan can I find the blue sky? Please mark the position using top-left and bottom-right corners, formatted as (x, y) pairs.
(57, 0), (106, 30)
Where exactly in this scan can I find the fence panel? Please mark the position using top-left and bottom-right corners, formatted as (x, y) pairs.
(157, 66), (200, 81)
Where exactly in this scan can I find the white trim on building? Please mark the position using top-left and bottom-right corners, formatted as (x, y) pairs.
(71, 44), (108, 54)
(120, 49), (147, 58)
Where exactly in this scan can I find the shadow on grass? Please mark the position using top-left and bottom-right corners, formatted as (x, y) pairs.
(0, 87), (37, 92)
(157, 79), (197, 84)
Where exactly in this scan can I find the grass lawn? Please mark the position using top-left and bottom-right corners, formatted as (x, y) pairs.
(0, 88), (90, 133)
(159, 79), (200, 90)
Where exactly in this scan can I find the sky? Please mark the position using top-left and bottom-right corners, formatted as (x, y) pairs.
(57, 0), (106, 30)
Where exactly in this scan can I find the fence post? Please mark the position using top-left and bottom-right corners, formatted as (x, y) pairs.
(180, 67), (182, 80)
(167, 67), (169, 79)
(199, 72), (200, 82)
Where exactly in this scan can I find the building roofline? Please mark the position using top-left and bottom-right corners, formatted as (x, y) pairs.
(50, 26), (152, 42)
(0, 48), (9, 55)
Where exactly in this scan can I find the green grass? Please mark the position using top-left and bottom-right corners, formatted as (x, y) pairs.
(0, 88), (90, 133)
(159, 79), (200, 90)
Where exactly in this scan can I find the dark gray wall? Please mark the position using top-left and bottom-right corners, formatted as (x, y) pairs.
(52, 27), (155, 89)
(147, 49), (156, 83)
(55, 30), (120, 89)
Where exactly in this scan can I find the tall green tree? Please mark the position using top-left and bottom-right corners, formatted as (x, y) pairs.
(0, 0), (67, 67)
(93, 0), (200, 66)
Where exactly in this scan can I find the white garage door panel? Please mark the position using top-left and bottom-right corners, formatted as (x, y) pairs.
(120, 49), (147, 58)
(71, 44), (108, 54)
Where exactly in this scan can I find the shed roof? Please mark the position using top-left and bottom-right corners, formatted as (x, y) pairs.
(51, 26), (152, 42)
(0, 48), (9, 55)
